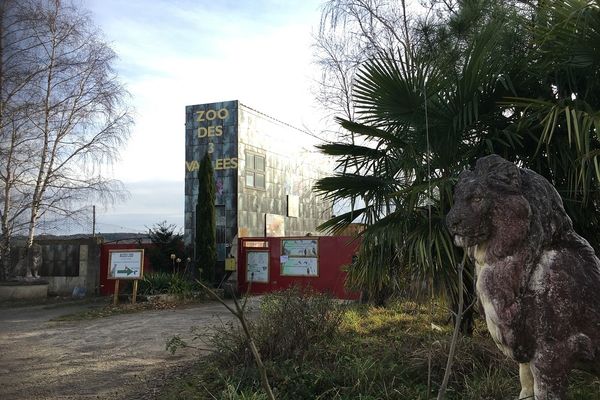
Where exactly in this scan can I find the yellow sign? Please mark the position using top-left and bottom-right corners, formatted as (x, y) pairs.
(187, 105), (237, 172)
(195, 108), (229, 122)
(225, 257), (237, 272)
(215, 157), (238, 170)
(197, 126), (223, 137)
(185, 157), (238, 172)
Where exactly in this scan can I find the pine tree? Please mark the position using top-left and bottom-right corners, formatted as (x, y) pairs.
(195, 152), (216, 284)
(147, 221), (183, 273)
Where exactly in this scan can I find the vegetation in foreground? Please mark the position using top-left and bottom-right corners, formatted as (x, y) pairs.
(158, 289), (600, 400)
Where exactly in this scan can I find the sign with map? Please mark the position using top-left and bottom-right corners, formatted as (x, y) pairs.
(247, 250), (269, 283)
(108, 250), (144, 280)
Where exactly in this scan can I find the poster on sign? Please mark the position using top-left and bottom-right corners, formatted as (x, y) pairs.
(281, 239), (318, 257)
(281, 257), (319, 276)
(247, 250), (269, 283)
(108, 250), (144, 280)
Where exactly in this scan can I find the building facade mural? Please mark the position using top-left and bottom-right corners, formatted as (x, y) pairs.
(184, 100), (333, 271)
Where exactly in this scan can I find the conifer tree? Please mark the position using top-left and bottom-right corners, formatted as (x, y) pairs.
(195, 151), (216, 284)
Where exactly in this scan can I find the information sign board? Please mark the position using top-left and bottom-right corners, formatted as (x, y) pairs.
(247, 250), (269, 283)
(108, 250), (144, 280)
(281, 239), (319, 276)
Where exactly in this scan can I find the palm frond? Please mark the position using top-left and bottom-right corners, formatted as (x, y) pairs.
(336, 118), (408, 148)
(317, 208), (367, 235)
(503, 96), (600, 198)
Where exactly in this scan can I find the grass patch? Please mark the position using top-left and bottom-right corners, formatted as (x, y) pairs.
(158, 292), (600, 400)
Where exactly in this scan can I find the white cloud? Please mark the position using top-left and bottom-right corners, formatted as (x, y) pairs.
(86, 0), (324, 182)
(80, 0), (327, 231)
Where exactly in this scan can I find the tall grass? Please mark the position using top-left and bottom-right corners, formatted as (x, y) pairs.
(158, 293), (600, 400)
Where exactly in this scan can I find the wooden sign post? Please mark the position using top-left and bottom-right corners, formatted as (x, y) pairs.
(107, 249), (145, 305)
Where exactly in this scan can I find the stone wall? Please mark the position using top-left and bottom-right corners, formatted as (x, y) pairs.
(11, 237), (102, 296)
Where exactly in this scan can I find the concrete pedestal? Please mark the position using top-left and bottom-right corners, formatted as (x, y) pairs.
(0, 281), (49, 300)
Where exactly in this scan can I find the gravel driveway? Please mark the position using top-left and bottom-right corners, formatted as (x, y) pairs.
(0, 300), (237, 400)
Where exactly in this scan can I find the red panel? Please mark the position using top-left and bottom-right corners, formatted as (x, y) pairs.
(238, 236), (360, 300)
(99, 243), (155, 296)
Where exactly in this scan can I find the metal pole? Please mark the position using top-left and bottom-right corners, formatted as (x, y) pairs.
(92, 205), (96, 237)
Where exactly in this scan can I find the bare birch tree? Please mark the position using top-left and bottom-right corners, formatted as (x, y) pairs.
(0, 0), (46, 279)
(0, 0), (132, 279)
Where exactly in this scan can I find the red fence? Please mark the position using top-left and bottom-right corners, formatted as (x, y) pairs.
(237, 236), (360, 300)
(100, 236), (360, 299)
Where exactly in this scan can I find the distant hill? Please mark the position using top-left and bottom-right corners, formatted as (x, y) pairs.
(96, 233), (151, 243)
(13, 233), (152, 243)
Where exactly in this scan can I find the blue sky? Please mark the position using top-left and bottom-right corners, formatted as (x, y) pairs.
(82, 0), (327, 233)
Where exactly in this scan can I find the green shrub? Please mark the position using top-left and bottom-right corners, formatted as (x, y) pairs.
(139, 272), (171, 295)
(167, 273), (195, 295)
(212, 286), (344, 368)
(257, 286), (343, 360)
(139, 272), (198, 298)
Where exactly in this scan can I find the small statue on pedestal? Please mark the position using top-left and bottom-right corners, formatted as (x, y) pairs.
(15, 243), (43, 280)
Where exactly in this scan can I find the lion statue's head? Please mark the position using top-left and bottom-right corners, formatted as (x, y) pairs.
(446, 155), (573, 260)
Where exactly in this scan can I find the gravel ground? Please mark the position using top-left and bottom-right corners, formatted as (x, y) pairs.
(0, 300), (237, 400)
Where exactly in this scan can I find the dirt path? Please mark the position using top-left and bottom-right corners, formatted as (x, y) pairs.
(0, 300), (237, 400)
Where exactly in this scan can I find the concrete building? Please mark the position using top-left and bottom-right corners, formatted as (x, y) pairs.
(184, 100), (333, 272)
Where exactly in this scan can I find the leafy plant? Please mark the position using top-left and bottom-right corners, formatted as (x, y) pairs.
(138, 272), (171, 295)
(139, 272), (198, 298)
(210, 286), (344, 368)
(167, 273), (195, 296)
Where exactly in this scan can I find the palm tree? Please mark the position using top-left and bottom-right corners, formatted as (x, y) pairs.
(316, 0), (600, 321)
(316, 4), (524, 322)
(505, 0), (600, 247)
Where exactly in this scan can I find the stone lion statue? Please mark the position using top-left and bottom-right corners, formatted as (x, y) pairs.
(446, 154), (600, 400)
(15, 243), (43, 279)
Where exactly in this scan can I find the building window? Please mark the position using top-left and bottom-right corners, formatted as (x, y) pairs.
(245, 152), (266, 189)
